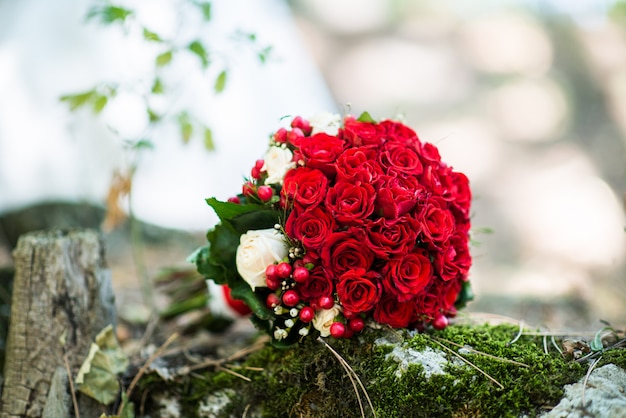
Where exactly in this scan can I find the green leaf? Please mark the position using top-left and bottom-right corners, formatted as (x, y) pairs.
(197, 1), (211, 20)
(230, 209), (281, 235)
(258, 46), (273, 64)
(132, 139), (154, 150)
(203, 126), (215, 150)
(142, 27), (161, 42)
(177, 112), (193, 143)
(455, 281), (474, 310)
(87, 5), (134, 24)
(205, 198), (264, 223)
(160, 293), (208, 319)
(357, 111), (375, 123)
(60, 90), (96, 111)
(147, 108), (161, 123)
(188, 40), (209, 68)
(75, 325), (129, 405)
(214, 70), (227, 93)
(151, 78), (164, 94)
(156, 50), (173, 67)
(93, 94), (108, 114)
(229, 279), (272, 320)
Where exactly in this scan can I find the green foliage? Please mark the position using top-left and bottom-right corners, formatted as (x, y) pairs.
(61, 0), (272, 154)
(357, 111), (376, 123)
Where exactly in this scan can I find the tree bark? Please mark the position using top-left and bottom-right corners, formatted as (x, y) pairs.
(1, 229), (115, 418)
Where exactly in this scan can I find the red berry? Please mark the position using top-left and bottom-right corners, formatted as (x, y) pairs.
(266, 293), (280, 309)
(343, 309), (356, 320)
(257, 185), (273, 202)
(287, 128), (304, 145)
(318, 295), (334, 310)
(251, 166), (261, 179)
(292, 267), (309, 283)
(282, 290), (300, 307)
(343, 327), (354, 339)
(227, 196), (241, 204)
(265, 264), (278, 280)
(291, 116), (312, 135)
(293, 259), (305, 269)
(265, 276), (280, 290)
(273, 127), (288, 143)
(349, 317), (365, 333)
(447, 307), (458, 318)
(432, 314), (449, 330)
(242, 182), (255, 197)
(302, 253), (317, 265)
(276, 262), (292, 279)
(299, 306), (315, 323)
(330, 322), (345, 338)
(255, 159), (265, 170)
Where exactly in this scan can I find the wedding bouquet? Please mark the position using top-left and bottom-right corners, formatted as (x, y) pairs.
(195, 112), (473, 346)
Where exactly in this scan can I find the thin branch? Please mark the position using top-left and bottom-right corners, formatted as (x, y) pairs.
(216, 365), (252, 382)
(118, 332), (179, 415)
(63, 354), (81, 418)
(430, 338), (504, 390)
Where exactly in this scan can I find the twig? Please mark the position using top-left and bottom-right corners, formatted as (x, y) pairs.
(581, 356), (601, 407)
(242, 403), (251, 418)
(318, 337), (377, 418)
(506, 321), (524, 346)
(433, 337), (529, 368)
(118, 332), (179, 415)
(430, 338), (504, 389)
(63, 354), (81, 418)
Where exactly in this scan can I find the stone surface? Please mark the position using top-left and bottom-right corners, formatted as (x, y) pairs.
(543, 364), (626, 418)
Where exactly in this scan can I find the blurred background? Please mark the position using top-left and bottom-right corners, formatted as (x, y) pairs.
(0, 0), (624, 330)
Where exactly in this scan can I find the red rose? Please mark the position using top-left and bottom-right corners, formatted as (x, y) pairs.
(341, 118), (385, 148)
(374, 174), (423, 219)
(336, 268), (381, 313)
(379, 141), (423, 176)
(419, 142), (442, 164)
(373, 293), (414, 328)
(417, 197), (455, 245)
(321, 228), (375, 277)
(434, 233), (471, 282)
(380, 120), (420, 146)
(335, 147), (383, 183)
(285, 206), (336, 251)
(365, 216), (420, 259)
(325, 181), (376, 225)
(282, 167), (328, 209)
(382, 252), (433, 302)
(449, 171), (471, 217)
(298, 133), (345, 177)
(298, 266), (333, 301)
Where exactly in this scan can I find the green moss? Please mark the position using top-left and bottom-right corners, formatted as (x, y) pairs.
(139, 324), (616, 417)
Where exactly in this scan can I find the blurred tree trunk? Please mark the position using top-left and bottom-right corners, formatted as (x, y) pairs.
(0, 229), (115, 418)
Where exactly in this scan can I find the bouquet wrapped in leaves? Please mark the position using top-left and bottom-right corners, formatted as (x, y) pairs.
(195, 112), (473, 346)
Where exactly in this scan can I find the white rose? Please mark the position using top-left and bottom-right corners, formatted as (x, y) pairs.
(309, 112), (341, 136)
(262, 146), (295, 185)
(312, 304), (342, 337)
(236, 228), (288, 290)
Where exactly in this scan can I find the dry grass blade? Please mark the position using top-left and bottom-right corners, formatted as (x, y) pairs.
(318, 337), (377, 418)
(543, 335), (549, 355)
(119, 332), (179, 415)
(433, 337), (530, 368)
(217, 365), (252, 382)
(581, 356), (601, 407)
(507, 321), (524, 346)
(431, 338), (504, 389)
(551, 335), (563, 356)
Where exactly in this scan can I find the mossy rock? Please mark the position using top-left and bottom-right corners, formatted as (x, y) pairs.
(137, 323), (626, 417)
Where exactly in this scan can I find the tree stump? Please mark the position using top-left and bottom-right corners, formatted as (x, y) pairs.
(0, 229), (115, 417)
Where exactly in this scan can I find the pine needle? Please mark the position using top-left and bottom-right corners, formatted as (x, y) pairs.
(430, 337), (504, 389)
(318, 337), (377, 418)
(433, 336), (530, 368)
(63, 353), (81, 418)
(507, 321), (524, 346)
